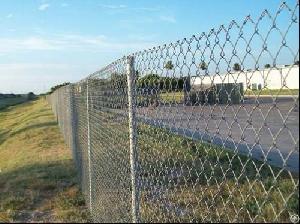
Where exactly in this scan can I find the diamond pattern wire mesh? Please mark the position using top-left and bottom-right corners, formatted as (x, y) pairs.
(47, 1), (299, 223)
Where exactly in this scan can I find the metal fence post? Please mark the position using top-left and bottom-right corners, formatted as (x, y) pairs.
(55, 91), (59, 124)
(86, 79), (93, 212)
(69, 85), (77, 168)
(126, 55), (140, 223)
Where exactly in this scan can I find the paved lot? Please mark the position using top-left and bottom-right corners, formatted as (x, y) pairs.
(137, 95), (299, 173)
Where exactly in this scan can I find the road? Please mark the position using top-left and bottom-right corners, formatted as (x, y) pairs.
(136, 95), (299, 173)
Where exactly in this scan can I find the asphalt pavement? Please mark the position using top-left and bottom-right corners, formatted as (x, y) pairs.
(137, 95), (299, 173)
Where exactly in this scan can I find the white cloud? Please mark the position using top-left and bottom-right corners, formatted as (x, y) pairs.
(0, 63), (82, 94)
(38, 3), (50, 11)
(0, 34), (155, 53)
(100, 4), (127, 10)
(133, 7), (160, 12)
(6, 13), (13, 19)
(0, 63), (71, 70)
(99, 4), (161, 12)
(160, 15), (176, 23)
(0, 37), (61, 52)
(0, 33), (157, 93)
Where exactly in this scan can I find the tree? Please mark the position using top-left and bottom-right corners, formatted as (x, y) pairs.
(294, 61), (299, 65)
(137, 74), (160, 88)
(165, 61), (174, 70)
(27, 92), (36, 100)
(264, 64), (271, 69)
(49, 82), (71, 94)
(233, 63), (241, 71)
(199, 61), (208, 70)
(111, 73), (127, 89)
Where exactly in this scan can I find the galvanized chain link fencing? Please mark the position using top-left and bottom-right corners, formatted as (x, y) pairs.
(47, 1), (299, 223)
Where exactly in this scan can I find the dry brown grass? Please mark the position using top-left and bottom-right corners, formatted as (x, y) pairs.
(0, 98), (90, 223)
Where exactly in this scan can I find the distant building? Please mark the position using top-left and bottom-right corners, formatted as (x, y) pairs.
(191, 65), (299, 90)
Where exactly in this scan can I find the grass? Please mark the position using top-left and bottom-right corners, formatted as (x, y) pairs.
(0, 96), (29, 110)
(160, 89), (299, 104)
(245, 88), (299, 96)
(3, 97), (295, 222)
(0, 98), (90, 222)
(160, 92), (184, 104)
(137, 124), (299, 223)
(89, 109), (298, 222)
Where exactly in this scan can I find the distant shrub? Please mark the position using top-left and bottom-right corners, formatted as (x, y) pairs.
(199, 61), (208, 70)
(27, 92), (36, 100)
(165, 61), (174, 70)
(48, 82), (71, 94)
(137, 74), (190, 91)
(233, 63), (241, 71)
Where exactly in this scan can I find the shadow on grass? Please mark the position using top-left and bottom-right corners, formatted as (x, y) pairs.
(0, 104), (57, 146)
(0, 130), (9, 145)
(0, 121), (58, 146)
(10, 121), (58, 137)
(0, 160), (89, 222)
(14, 112), (54, 126)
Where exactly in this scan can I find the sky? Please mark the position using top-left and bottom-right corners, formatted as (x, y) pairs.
(0, 0), (299, 94)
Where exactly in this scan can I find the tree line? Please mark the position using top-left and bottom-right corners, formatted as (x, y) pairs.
(47, 82), (71, 94)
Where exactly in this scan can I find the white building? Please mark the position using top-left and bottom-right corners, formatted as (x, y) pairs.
(191, 65), (299, 90)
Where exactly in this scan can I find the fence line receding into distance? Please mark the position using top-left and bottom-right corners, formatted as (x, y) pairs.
(47, 2), (299, 223)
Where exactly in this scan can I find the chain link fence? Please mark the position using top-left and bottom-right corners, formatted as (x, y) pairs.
(47, 1), (299, 223)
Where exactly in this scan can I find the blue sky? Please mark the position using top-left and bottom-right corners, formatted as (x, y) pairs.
(0, 0), (298, 94)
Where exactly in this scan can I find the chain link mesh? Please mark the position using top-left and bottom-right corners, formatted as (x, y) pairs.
(47, 1), (299, 223)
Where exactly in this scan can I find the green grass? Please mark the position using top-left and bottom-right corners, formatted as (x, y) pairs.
(160, 89), (299, 104)
(137, 124), (299, 223)
(245, 89), (299, 96)
(160, 92), (184, 104)
(90, 109), (299, 223)
(0, 99), (90, 222)
(0, 96), (29, 110)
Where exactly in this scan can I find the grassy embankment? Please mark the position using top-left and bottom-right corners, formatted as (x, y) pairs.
(0, 98), (90, 222)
